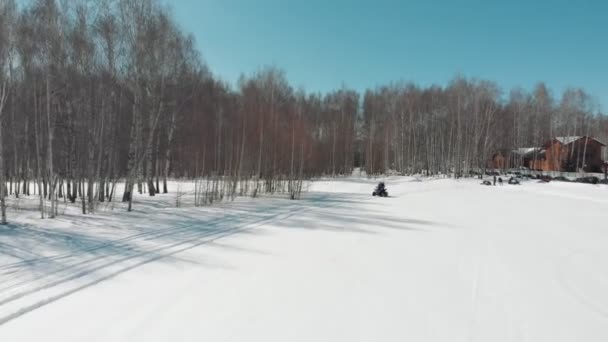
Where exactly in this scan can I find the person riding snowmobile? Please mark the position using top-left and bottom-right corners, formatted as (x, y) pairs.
(373, 182), (388, 197)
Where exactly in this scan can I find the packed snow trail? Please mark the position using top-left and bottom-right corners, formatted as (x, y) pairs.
(0, 177), (607, 341)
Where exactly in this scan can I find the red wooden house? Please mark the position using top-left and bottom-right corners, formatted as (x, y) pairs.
(489, 136), (606, 173)
(488, 148), (542, 170)
(529, 136), (606, 172)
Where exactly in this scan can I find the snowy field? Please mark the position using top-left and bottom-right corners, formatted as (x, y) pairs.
(0, 176), (607, 341)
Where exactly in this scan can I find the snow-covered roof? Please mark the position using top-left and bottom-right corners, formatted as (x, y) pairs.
(513, 147), (538, 154)
(555, 136), (606, 146)
(511, 147), (541, 156)
(555, 136), (582, 145)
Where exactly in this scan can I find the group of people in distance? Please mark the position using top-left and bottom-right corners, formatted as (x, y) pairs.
(487, 174), (520, 186)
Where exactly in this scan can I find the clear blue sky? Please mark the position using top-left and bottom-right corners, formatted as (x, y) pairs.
(172, 0), (607, 110)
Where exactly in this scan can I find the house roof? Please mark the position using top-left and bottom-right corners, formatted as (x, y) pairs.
(512, 147), (541, 157)
(555, 136), (582, 145)
(555, 136), (606, 146)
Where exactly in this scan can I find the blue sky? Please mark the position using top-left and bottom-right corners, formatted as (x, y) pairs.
(172, 0), (607, 109)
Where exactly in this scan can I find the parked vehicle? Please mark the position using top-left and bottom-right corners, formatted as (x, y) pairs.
(508, 177), (520, 185)
(576, 176), (599, 185)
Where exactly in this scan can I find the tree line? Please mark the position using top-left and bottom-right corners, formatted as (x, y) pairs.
(0, 0), (606, 224)
(362, 80), (607, 176)
(0, 0), (358, 222)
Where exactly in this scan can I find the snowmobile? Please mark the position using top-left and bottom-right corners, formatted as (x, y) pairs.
(373, 182), (388, 197)
(508, 177), (521, 185)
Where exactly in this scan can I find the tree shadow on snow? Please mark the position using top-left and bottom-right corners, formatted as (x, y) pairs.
(0, 193), (354, 325)
(0, 190), (436, 326)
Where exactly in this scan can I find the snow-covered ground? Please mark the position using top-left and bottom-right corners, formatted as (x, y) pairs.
(0, 176), (607, 341)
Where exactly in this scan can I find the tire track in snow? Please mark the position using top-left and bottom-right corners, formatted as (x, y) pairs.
(0, 223), (197, 272)
(0, 196), (323, 285)
(0, 208), (256, 273)
(0, 192), (368, 326)
(0, 204), (301, 325)
(0, 207), (275, 291)
(465, 212), (534, 342)
(556, 250), (608, 318)
(468, 243), (484, 342)
(0, 201), (301, 302)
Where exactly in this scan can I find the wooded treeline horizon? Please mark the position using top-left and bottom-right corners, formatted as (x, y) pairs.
(0, 0), (607, 221)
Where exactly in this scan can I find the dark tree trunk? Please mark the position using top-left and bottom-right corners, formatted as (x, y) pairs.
(147, 179), (156, 196)
(71, 180), (77, 203)
(98, 179), (105, 202)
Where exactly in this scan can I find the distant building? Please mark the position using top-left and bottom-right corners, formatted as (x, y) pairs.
(488, 149), (509, 170)
(531, 136), (606, 172)
(489, 136), (606, 173)
(488, 147), (542, 170)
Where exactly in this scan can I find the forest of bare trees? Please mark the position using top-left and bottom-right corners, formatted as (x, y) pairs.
(362, 80), (607, 176)
(0, 0), (606, 224)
